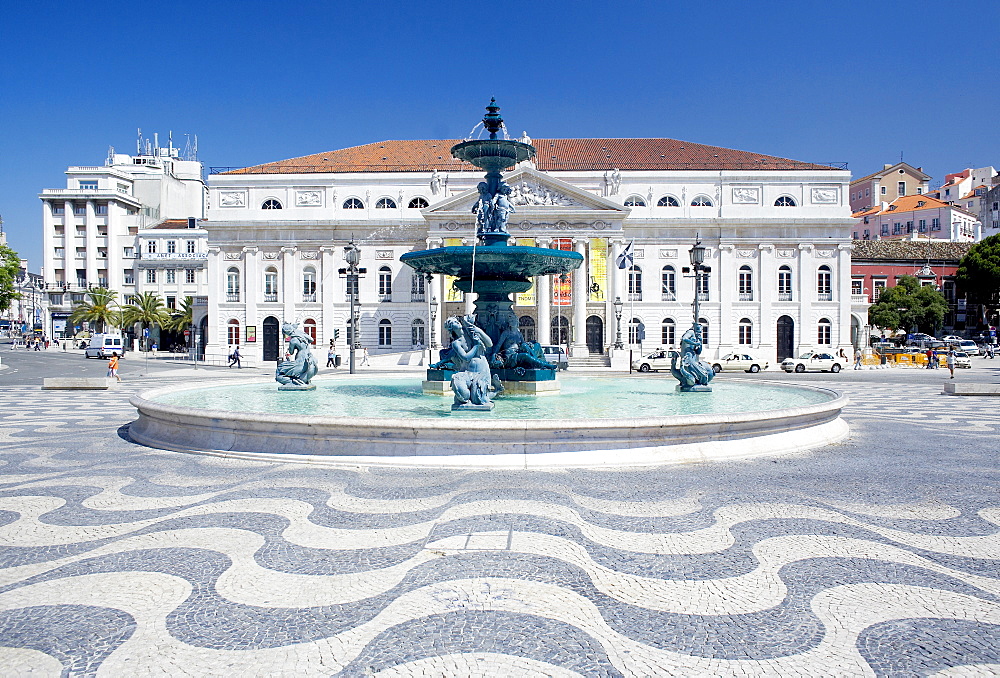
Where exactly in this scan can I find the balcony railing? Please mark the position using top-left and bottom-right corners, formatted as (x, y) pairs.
(411, 293), (426, 303)
(263, 293), (278, 303)
(627, 292), (642, 302)
(378, 293), (392, 303)
(696, 292), (709, 301)
(817, 292), (833, 301)
(851, 294), (870, 304)
(661, 291), (676, 301)
(302, 293), (317, 303)
(738, 292), (753, 301)
(226, 293), (240, 302)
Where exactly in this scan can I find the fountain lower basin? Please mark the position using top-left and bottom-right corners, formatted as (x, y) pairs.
(128, 376), (848, 468)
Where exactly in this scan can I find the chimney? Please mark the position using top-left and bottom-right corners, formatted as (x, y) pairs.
(883, 164), (892, 170)
(187, 217), (197, 229)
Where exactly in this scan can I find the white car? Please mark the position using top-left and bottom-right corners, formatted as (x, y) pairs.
(956, 340), (980, 356)
(941, 335), (962, 342)
(711, 353), (768, 373)
(632, 349), (672, 372)
(781, 351), (842, 373)
(953, 352), (972, 368)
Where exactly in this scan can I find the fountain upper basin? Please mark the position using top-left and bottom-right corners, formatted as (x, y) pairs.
(400, 244), (582, 280)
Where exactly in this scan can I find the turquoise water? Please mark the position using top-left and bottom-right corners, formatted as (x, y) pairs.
(154, 376), (832, 420)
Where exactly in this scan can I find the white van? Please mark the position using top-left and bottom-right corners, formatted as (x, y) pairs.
(85, 334), (125, 359)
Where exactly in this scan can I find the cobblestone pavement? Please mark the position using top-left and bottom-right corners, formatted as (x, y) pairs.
(0, 370), (998, 676)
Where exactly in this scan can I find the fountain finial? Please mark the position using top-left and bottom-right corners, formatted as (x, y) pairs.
(483, 98), (503, 139)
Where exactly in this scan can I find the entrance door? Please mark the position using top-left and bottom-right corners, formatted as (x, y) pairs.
(777, 315), (794, 362)
(198, 316), (208, 360)
(586, 315), (604, 354)
(262, 316), (280, 361)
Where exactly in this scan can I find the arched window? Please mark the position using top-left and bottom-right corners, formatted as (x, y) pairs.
(261, 199), (282, 210)
(661, 265), (676, 301)
(408, 197), (429, 209)
(302, 267), (317, 302)
(818, 318), (832, 345)
(264, 266), (278, 302)
(778, 265), (793, 301)
(738, 265), (753, 301)
(657, 195), (680, 207)
(817, 265), (832, 300)
(628, 264), (642, 301)
(342, 197), (364, 209)
(739, 318), (752, 345)
(551, 316), (569, 345)
(519, 315), (536, 343)
(661, 318), (676, 346)
(226, 267), (240, 302)
(774, 196), (796, 207)
(411, 318), (425, 347)
(698, 317), (709, 346)
(691, 195), (713, 207)
(303, 318), (317, 343)
(628, 317), (644, 345)
(375, 197), (397, 209)
(227, 319), (240, 346)
(378, 318), (392, 346)
(624, 195), (646, 207)
(378, 266), (392, 301)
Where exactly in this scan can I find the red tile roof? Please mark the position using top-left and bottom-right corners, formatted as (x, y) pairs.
(852, 194), (976, 218)
(219, 138), (837, 175)
(149, 219), (205, 230)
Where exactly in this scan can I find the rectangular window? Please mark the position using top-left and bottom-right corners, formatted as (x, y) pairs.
(865, 188), (870, 196)
(167, 240), (176, 254)
(906, 221), (913, 233)
(117, 183), (130, 194)
(881, 186), (887, 195)
(873, 280), (886, 300)
(898, 181), (906, 196)
(73, 204), (86, 216)
(185, 269), (195, 284)
(917, 187), (923, 195)
(54, 247), (65, 258)
(124, 247), (135, 258)
(346, 276), (359, 300)
(932, 218), (941, 231)
(124, 270), (134, 285)
(166, 296), (176, 309)
(186, 240), (195, 254)
(79, 181), (97, 191)
(863, 229), (870, 239)
(893, 222), (901, 234)
(52, 204), (65, 215)
(94, 204), (108, 215)
(919, 219), (927, 232)
(852, 280), (863, 295)
(147, 241), (157, 254)
(881, 224), (889, 236)
(166, 269), (175, 284)
(146, 269), (157, 283)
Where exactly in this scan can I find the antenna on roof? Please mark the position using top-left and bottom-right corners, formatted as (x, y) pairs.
(137, 128), (143, 156)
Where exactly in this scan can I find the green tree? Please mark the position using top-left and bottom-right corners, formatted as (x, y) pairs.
(868, 275), (948, 335)
(163, 296), (194, 340)
(0, 244), (22, 315)
(68, 288), (121, 334)
(122, 292), (170, 350)
(956, 233), (1000, 310)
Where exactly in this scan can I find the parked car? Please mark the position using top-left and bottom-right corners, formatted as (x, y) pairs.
(953, 352), (972, 368)
(941, 335), (963, 342)
(956, 340), (980, 356)
(84, 334), (125, 359)
(711, 353), (768, 373)
(539, 345), (569, 370)
(781, 351), (841, 373)
(632, 348), (672, 372)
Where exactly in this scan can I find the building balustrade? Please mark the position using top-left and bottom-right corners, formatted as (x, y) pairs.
(378, 294), (393, 303)
(302, 293), (317, 303)
(627, 292), (642, 302)
(263, 293), (278, 303)
(778, 292), (793, 301)
(817, 292), (834, 301)
(411, 293), (426, 303)
(850, 294), (869, 303)
(226, 293), (240, 302)
(738, 292), (753, 301)
(661, 292), (676, 301)
(696, 292), (709, 301)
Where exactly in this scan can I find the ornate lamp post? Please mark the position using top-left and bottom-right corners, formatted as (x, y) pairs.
(689, 236), (707, 326)
(343, 241), (361, 374)
(674, 233), (714, 392)
(613, 296), (624, 349)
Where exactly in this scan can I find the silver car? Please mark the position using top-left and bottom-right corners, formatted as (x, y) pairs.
(711, 353), (768, 374)
(781, 351), (841, 373)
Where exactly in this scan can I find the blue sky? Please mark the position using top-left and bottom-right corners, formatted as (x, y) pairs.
(2, 0), (998, 268)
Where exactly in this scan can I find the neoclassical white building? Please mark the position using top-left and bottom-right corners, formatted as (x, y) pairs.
(203, 137), (854, 366)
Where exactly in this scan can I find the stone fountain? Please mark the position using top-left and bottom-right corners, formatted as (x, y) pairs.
(401, 100), (583, 408)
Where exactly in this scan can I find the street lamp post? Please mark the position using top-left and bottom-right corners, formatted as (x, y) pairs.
(613, 296), (624, 349)
(429, 290), (438, 366)
(343, 241), (361, 374)
(688, 236), (707, 327)
(675, 233), (714, 392)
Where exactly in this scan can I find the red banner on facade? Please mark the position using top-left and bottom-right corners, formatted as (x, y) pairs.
(552, 238), (572, 306)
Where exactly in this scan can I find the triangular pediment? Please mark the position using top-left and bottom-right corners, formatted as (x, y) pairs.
(424, 167), (629, 216)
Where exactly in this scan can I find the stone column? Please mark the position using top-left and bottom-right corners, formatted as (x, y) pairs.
(536, 237), (551, 345)
(320, 246), (336, 346)
(84, 201), (98, 288)
(206, 247), (223, 358)
(837, 243), (853, 354)
(242, 247), (259, 358)
(717, 244), (734, 358)
(281, 246), (296, 318)
(757, 243), (775, 363)
(572, 238), (588, 353)
(797, 244), (814, 354)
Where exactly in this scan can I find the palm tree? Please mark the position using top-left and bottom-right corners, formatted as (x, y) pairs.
(122, 292), (170, 351)
(163, 296), (195, 348)
(68, 288), (121, 334)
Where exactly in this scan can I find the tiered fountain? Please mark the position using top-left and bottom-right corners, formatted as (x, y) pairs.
(401, 100), (582, 407)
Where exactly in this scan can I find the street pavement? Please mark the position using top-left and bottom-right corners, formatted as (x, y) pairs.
(0, 345), (998, 676)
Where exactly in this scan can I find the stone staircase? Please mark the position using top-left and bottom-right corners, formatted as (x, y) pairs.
(567, 352), (611, 370)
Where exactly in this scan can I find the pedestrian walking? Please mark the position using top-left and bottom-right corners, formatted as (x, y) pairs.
(854, 349), (863, 370)
(327, 341), (337, 368)
(107, 354), (121, 382)
(925, 348), (934, 369)
(946, 349), (956, 379)
(360, 346), (370, 366)
(228, 346), (242, 368)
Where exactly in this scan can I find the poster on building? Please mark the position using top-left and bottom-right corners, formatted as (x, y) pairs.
(589, 238), (607, 302)
(444, 238), (464, 302)
(552, 238), (573, 306)
(515, 238), (536, 306)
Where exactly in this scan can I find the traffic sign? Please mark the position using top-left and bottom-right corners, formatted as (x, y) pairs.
(184, 330), (190, 338)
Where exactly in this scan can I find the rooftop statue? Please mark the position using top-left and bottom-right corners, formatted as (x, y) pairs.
(276, 322), (318, 390)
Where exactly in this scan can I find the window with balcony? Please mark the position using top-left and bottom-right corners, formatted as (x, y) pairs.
(185, 269), (196, 284)
(628, 265), (642, 301)
(893, 222), (901, 235)
(124, 270), (134, 285)
(661, 318), (675, 346)
(738, 318), (752, 345)
(264, 267), (279, 302)
(166, 296), (176, 309)
(881, 224), (889, 236)
(79, 181), (97, 191)
(411, 273), (426, 302)
(661, 265), (675, 301)
(906, 221), (913, 233)
(302, 267), (317, 302)
(817, 265), (832, 300)
(627, 317), (642, 345)
(698, 318), (709, 346)
(303, 318), (317, 343)
(52, 205), (65, 215)
(738, 265), (753, 301)
(50, 294), (63, 306)
(226, 268), (240, 302)
(346, 276), (359, 301)
(873, 279), (885, 300)
(73, 204), (86, 216)
(696, 274), (709, 301)
(378, 319), (392, 346)
(932, 218), (941, 230)
(852, 279), (863, 295)
(919, 219), (927, 232)
(378, 266), (392, 301)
